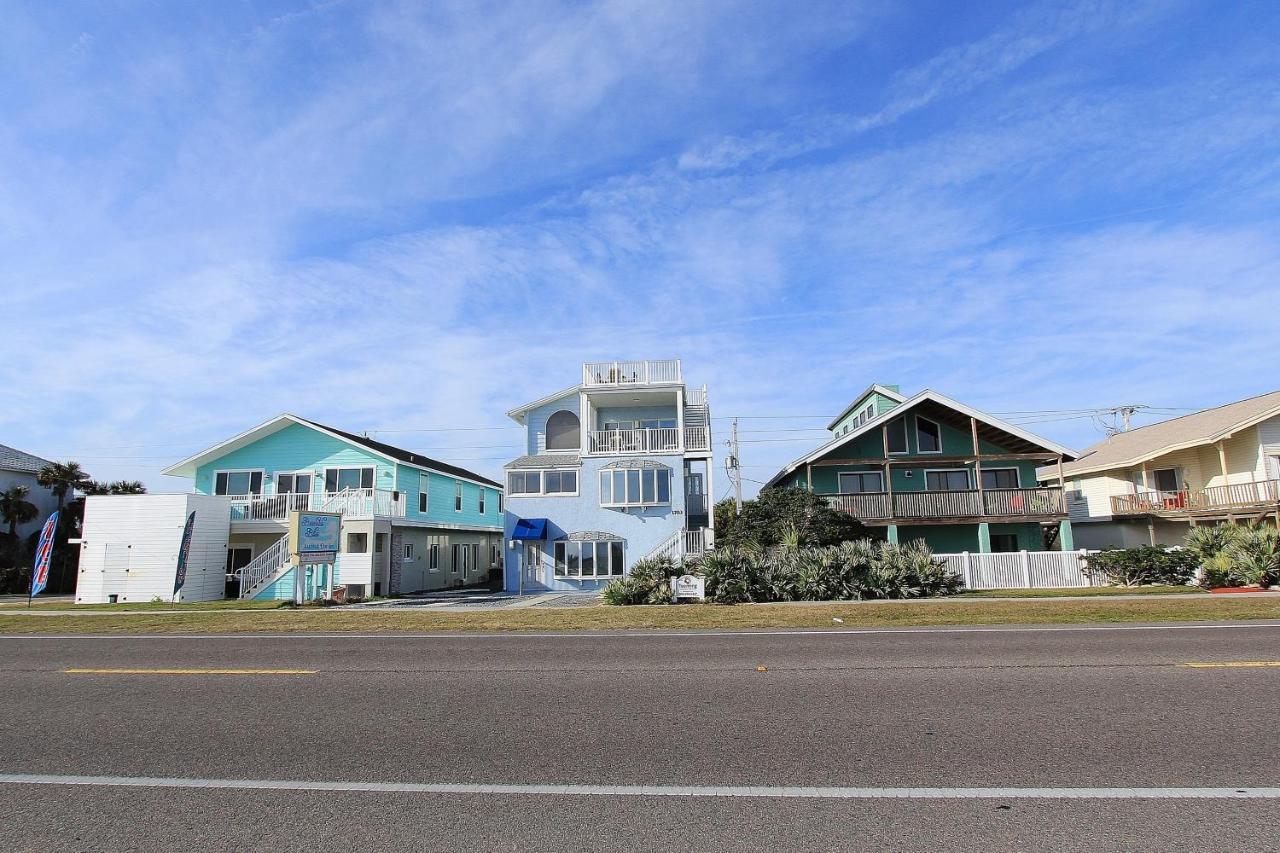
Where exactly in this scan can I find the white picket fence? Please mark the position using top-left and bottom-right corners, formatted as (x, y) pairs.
(935, 550), (1104, 590)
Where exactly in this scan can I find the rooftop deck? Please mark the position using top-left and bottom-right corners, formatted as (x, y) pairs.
(583, 359), (682, 387)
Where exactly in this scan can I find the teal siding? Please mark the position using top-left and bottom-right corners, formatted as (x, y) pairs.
(396, 463), (502, 527)
(194, 422), (393, 496)
(830, 391), (902, 436)
(254, 566), (295, 600)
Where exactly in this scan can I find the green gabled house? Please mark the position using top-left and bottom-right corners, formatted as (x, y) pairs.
(767, 385), (1078, 553)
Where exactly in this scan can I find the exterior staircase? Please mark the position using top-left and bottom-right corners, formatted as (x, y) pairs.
(683, 385), (710, 452)
(643, 527), (711, 564)
(237, 534), (291, 599)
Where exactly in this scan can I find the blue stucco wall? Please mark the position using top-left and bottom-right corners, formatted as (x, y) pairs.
(502, 453), (688, 593)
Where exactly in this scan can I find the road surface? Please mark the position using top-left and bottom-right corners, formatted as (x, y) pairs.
(1, 623), (1277, 851)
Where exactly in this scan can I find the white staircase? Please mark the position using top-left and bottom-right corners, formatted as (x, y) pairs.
(237, 534), (291, 599)
(643, 528), (711, 564)
(683, 385), (710, 451)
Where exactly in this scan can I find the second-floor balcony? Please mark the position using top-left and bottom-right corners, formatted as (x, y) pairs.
(583, 359), (682, 387)
(227, 488), (407, 523)
(1110, 479), (1280, 517)
(822, 487), (1066, 522)
(587, 426), (711, 455)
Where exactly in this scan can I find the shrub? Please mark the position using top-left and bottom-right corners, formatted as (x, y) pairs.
(601, 556), (683, 605)
(700, 549), (753, 604)
(1223, 526), (1280, 588)
(1184, 525), (1245, 565)
(715, 488), (870, 549)
(1084, 547), (1197, 587)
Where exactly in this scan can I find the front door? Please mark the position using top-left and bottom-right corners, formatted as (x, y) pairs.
(524, 543), (543, 588)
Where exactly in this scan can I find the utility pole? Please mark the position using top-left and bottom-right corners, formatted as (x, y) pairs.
(727, 418), (743, 515)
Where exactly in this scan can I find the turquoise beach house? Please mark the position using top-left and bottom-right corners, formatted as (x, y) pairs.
(153, 414), (503, 599)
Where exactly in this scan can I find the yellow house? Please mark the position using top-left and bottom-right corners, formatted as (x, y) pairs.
(1039, 391), (1280, 548)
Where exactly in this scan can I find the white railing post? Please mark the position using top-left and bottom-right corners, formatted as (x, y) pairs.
(961, 551), (972, 589)
(1020, 550), (1032, 588)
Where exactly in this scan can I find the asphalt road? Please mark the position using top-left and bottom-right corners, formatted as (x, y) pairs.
(1, 623), (1278, 851)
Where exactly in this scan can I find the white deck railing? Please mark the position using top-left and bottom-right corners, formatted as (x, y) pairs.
(583, 359), (682, 387)
(236, 534), (290, 598)
(683, 425), (710, 452)
(227, 488), (406, 522)
(588, 427), (681, 454)
(643, 527), (711, 563)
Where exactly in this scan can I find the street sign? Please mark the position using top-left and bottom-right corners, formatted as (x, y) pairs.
(670, 574), (705, 601)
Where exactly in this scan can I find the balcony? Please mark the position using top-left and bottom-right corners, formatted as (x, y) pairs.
(227, 489), (407, 523)
(583, 359), (681, 387)
(1110, 479), (1280, 517)
(586, 426), (711, 455)
(822, 487), (1066, 522)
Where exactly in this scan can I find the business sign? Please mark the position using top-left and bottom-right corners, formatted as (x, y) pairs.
(291, 511), (340, 565)
(670, 574), (705, 601)
(29, 511), (59, 599)
(173, 511), (196, 596)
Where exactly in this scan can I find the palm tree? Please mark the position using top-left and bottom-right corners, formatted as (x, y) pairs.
(0, 485), (38, 539)
(107, 480), (147, 495)
(36, 461), (91, 511)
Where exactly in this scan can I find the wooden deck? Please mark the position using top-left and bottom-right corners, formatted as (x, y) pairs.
(1110, 479), (1280, 518)
(822, 487), (1065, 525)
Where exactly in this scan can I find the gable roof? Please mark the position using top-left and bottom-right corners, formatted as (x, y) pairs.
(506, 384), (581, 424)
(1050, 390), (1280, 479)
(767, 389), (1077, 488)
(161, 414), (501, 489)
(825, 384), (906, 431)
(0, 443), (55, 474)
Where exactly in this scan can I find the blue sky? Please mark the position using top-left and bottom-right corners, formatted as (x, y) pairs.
(2, 0), (1278, 498)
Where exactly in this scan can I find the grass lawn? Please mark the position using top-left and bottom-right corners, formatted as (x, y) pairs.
(0, 595), (1276, 635)
(958, 585), (1203, 598)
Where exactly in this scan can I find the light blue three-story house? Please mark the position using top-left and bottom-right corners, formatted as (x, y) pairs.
(502, 360), (715, 593)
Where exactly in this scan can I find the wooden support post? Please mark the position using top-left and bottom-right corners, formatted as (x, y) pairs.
(1218, 441), (1230, 488)
(970, 417), (984, 514)
(882, 425), (894, 517)
(806, 463), (813, 493)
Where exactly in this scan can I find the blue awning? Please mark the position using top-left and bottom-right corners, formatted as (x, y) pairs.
(511, 518), (549, 540)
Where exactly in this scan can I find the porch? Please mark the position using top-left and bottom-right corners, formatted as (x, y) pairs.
(1110, 478), (1280, 518)
(227, 488), (407, 523)
(822, 487), (1066, 523)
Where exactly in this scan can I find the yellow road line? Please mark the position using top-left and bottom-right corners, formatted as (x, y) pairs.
(63, 668), (317, 675)
(1180, 661), (1280, 668)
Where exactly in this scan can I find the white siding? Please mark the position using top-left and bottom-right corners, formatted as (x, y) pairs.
(76, 494), (231, 604)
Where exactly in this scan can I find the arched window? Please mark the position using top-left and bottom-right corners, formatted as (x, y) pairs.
(545, 410), (580, 451)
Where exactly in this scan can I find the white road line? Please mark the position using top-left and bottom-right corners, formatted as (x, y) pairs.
(1, 622), (1279, 640)
(0, 773), (1276, 799)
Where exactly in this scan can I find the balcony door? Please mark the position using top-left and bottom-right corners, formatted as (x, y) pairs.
(1151, 468), (1180, 493)
(276, 472), (312, 511)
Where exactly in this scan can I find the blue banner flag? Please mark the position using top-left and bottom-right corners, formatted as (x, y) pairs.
(173, 511), (196, 598)
(30, 511), (59, 599)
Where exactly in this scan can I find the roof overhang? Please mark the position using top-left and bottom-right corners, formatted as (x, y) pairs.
(506, 384), (581, 425)
(768, 390), (1078, 488)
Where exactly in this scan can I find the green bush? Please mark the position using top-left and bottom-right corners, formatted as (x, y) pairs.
(1083, 546), (1197, 587)
(1184, 524), (1280, 588)
(715, 488), (870, 549)
(601, 556), (684, 605)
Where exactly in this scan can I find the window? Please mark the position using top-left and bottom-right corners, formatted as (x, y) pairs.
(451, 544), (461, 574)
(375, 533), (386, 554)
(347, 532), (368, 553)
(419, 473), (429, 514)
(275, 473), (311, 494)
(916, 417), (942, 453)
(990, 534), (1019, 553)
(508, 471), (542, 494)
(886, 418), (908, 454)
(544, 470), (577, 494)
(600, 467), (672, 507)
(498, 493), (503, 514)
(926, 470), (970, 491)
(490, 544), (497, 566)
(404, 543), (415, 560)
(454, 481), (463, 512)
(471, 544), (479, 574)
(838, 472), (884, 494)
(214, 470), (263, 496)
(856, 404), (873, 426)
(554, 539), (625, 578)
(429, 544), (440, 571)
(545, 410), (581, 451)
(1152, 468), (1179, 492)
(980, 468), (1020, 490)
(325, 467), (374, 493)
(479, 489), (486, 515)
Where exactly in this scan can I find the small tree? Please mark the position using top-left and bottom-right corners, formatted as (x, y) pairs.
(715, 487), (869, 549)
(0, 485), (38, 539)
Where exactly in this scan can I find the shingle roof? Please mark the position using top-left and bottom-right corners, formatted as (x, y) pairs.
(296, 418), (503, 489)
(0, 443), (54, 474)
(1054, 390), (1280, 478)
(505, 453), (581, 469)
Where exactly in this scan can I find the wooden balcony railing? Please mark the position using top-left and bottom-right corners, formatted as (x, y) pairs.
(821, 488), (1065, 521)
(1110, 479), (1280, 516)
